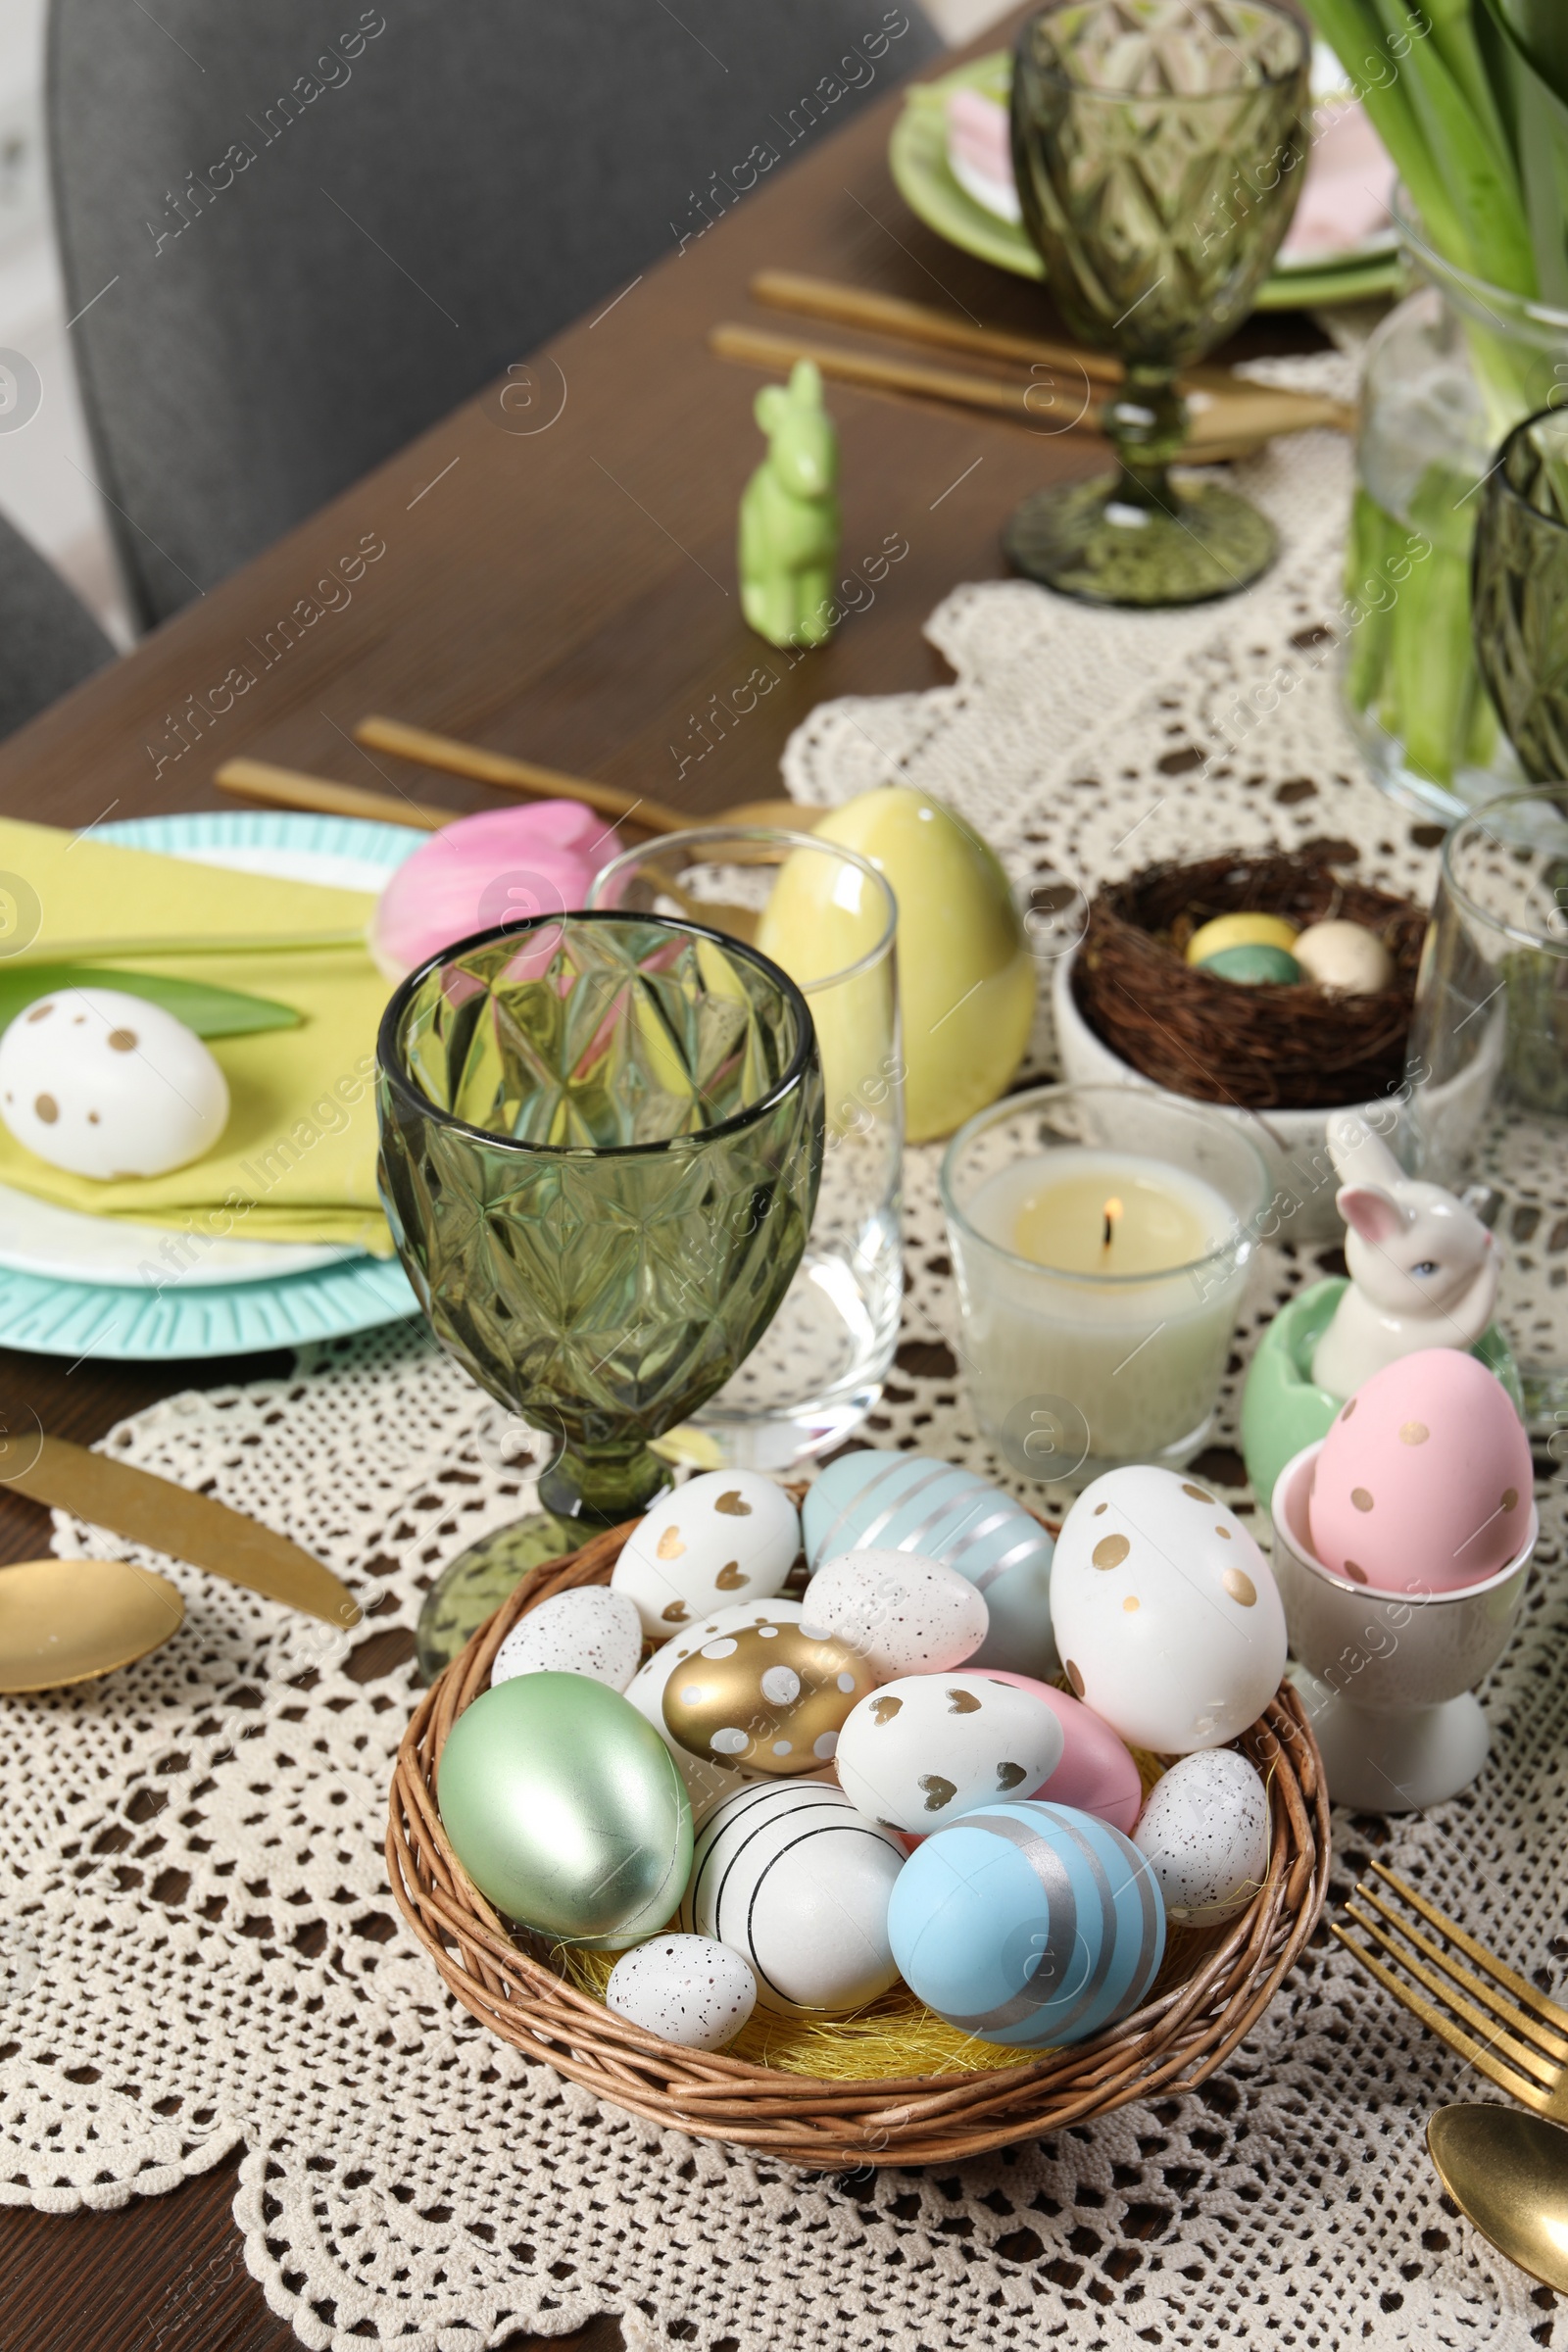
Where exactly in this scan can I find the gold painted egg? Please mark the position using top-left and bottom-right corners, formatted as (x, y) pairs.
(662, 1618), (873, 1776)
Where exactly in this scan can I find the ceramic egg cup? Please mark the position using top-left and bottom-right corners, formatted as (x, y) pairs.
(388, 1508), (1331, 2168)
(1270, 1442), (1538, 1813)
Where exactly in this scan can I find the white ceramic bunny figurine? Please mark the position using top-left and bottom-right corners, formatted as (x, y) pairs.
(1309, 1111), (1500, 1397)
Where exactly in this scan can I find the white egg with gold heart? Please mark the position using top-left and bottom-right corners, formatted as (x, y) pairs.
(611, 1469), (800, 1637)
(834, 1670), (1064, 1835)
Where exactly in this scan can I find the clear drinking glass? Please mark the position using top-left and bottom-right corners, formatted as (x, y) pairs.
(1006, 0), (1308, 607)
(942, 1083), (1268, 1493)
(592, 827), (902, 1469)
(1404, 787), (1568, 1438)
(377, 911), (824, 1674)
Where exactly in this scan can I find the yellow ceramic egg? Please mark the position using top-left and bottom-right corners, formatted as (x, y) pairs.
(788, 787), (1036, 1143)
(662, 1618), (873, 1776)
(1185, 911), (1299, 967)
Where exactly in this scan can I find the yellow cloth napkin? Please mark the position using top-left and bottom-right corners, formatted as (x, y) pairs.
(0, 817), (397, 1254)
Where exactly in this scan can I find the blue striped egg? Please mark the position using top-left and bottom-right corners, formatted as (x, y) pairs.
(887, 1799), (1165, 2048)
(804, 1448), (1057, 1680)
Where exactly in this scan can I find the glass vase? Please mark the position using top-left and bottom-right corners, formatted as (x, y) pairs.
(1345, 194), (1568, 824)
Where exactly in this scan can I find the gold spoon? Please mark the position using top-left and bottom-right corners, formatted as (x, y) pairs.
(0, 1557), (184, 1694)
(1428, 2106), (1568, 2290)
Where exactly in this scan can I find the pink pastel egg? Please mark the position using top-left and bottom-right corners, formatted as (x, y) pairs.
(371, 803), (622, 981)
(1309, 1348), (1532, 1593)
(960, 1672), (1143, 1834)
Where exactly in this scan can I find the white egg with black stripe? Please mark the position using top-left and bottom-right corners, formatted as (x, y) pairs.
(887, 1799), (1165, 2049)
(679, 1781), (905, 2015)
(612, 1470), (801, 1637)
(834, 1671), (1064, 1835)
(804, 1447), (1058, 1679)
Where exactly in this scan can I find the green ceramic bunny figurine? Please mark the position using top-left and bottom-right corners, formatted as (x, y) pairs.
(739, 359), (842, 650)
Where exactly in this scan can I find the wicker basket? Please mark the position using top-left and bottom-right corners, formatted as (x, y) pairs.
(387, 1520), (1331, 2168)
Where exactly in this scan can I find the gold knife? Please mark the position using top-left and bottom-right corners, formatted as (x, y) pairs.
(0, 1435), (361, 1628)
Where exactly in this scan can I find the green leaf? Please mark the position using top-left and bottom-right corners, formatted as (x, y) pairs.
(1480, 0), (1568, 112)
(0, 965), (302, 1040)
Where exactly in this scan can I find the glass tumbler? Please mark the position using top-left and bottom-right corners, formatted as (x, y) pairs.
(1404, 786), (1568, 1439)
(377, 911), (824, 1675)
(942, 1083), (1267, 1493)
(1007, 0), (1308, 607)
(592, 827), (902, 1469)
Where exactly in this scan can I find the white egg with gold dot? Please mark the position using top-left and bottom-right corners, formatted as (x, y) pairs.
(1049, 1466), (1287, 1753)
(0, 987), (228, 1179)
(611, 1470), (800, 1637)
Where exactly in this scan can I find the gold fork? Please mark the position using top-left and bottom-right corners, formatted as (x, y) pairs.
(1334, 1860), (1568, 2118)
(1334, 1863), (1568, 2289)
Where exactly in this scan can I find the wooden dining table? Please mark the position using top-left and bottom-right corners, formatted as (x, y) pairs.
(0, 21), (1327, 2347)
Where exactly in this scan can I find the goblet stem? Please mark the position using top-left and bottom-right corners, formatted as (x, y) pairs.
(1102, 364), (1189, 517)
(537, 1440), (672, 1528)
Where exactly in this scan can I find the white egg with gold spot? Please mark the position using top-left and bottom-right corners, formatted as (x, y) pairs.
(611, 1470), (800, 1637)
(1049, 1466), (1287, 1752)
(0, 987), (228, 1179)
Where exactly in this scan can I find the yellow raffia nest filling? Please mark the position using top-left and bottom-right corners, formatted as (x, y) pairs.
(550, 1743), (1185, 2082)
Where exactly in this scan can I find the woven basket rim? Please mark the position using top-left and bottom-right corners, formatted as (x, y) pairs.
(386, 1514), (1331, 2165)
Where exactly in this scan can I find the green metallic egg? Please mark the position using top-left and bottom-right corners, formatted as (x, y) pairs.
(437, 1671), (692, 1948)
(1198, 942), (1302, 987)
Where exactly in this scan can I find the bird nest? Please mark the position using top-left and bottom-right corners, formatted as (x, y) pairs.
(1071, 851), (1426, 1110)
(386, 1518), (1330, 2168)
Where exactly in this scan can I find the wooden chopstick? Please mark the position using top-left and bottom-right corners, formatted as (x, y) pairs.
(747, 270), (1357, 434)
(711, 322), (1326, 458)
(354, 716), (689, 834)
(216, 758), (449, 831)
(751, 268), (1123, 387)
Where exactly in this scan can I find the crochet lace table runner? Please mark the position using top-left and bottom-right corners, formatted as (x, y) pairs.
(5, 367), (1568, 2352)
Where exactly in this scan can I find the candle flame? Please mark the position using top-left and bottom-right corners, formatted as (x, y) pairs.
(1102, 1197), (1123, 1250)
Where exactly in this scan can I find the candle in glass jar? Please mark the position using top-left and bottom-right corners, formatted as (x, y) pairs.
(960, 1149), (1246, 1467)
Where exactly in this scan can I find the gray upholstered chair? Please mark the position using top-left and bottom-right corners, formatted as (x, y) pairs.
(48, 1), (939, 627)
(0, 512), (115, 741)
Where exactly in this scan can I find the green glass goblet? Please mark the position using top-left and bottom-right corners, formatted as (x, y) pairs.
(376, 911), (824, 1676)
(1006, 0), (1308, 607)
(1472, 404), (1568, 797)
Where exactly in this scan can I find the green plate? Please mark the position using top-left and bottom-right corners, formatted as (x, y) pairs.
(891, 55), (1402, 313)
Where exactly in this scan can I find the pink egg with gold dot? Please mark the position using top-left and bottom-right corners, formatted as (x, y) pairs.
(1309, 1348), (1532, 1593)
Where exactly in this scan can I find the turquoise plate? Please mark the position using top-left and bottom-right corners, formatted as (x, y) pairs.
(0, 809), (423, 1361)
(891, 55), (1402, 312)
